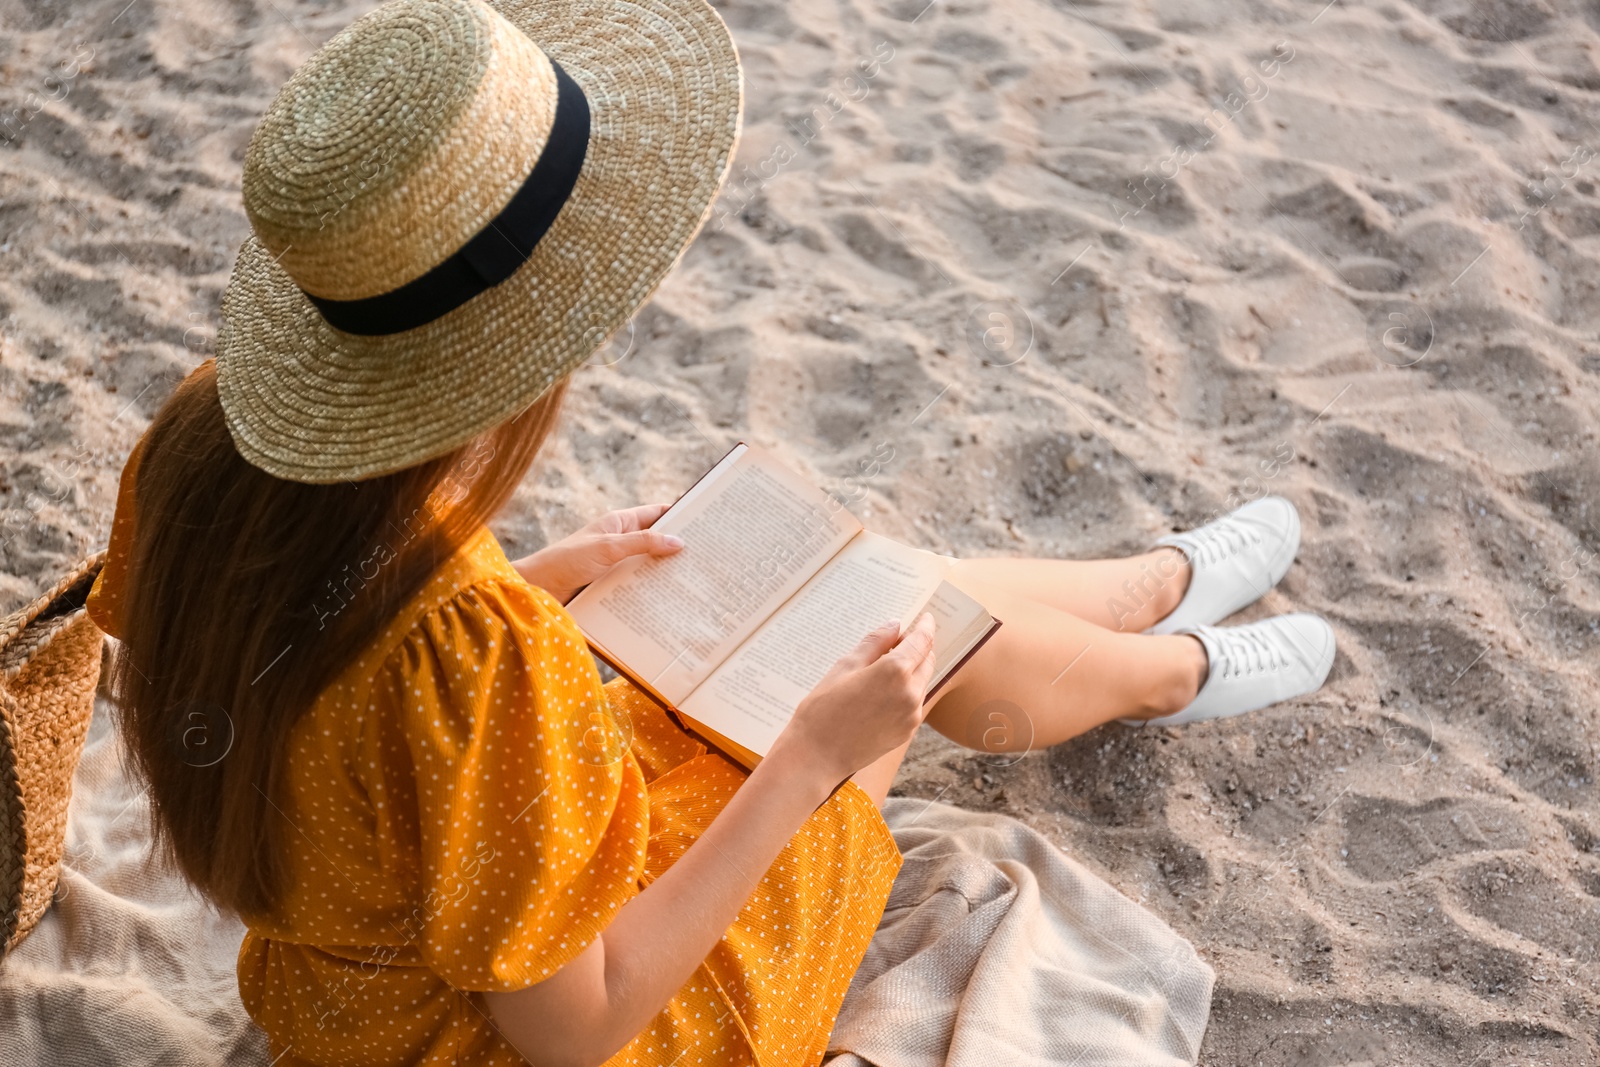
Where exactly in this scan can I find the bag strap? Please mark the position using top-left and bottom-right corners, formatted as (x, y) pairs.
(0, 552), (106, 659)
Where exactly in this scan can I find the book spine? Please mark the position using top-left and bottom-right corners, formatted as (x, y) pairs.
(924, 616), (1004, 703)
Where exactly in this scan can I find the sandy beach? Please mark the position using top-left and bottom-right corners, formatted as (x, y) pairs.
(5, 0), (1600, 1061)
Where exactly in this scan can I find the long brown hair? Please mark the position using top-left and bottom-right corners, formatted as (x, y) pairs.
(111, 361), (567, 918)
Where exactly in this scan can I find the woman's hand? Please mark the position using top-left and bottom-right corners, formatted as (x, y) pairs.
(487, 621), (930, 1067)
(768, 613), (940, 786)
(484, 614), (936, 1067)
(512, 504), (683, 604)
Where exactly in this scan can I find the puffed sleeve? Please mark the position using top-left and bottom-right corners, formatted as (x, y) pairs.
(86, 360), (215, 640)
(372, 576), (649, 991)
(85, 429), (147, 641)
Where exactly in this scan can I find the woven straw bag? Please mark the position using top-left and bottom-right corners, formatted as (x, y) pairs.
(0, 553), (105, 960)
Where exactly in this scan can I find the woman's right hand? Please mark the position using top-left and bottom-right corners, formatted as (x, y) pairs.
(490, 614), (938, 1067)
(771, 613), (940, 786)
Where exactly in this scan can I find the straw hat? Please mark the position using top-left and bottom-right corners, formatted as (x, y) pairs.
(216, 0), (742, 483)
(0, 554), (104, 960)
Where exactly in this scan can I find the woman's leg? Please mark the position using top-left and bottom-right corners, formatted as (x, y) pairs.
(925, 573), (1207, 752)
(852, 548), (1201, 796)
(948, 548), (1190, 633)
(851, 738), (914, 807)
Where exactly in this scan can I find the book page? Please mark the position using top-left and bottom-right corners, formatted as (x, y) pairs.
(680, 532), (951, 756)
(924, 580), (995, 685)
(566, 445), (862, 703)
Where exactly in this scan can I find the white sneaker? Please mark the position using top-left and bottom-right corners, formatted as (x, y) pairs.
(1147, 496), (1301, 635)
(1125, 614), (1336, 727)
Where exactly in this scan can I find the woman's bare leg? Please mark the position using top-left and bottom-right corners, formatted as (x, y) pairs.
(949, 548), (1190, 633)
(852, 738), (913, 807)
(925, 574), (1207, 752)
(853, 547), (1201, 797)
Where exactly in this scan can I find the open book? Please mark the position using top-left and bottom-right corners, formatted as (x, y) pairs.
(566, 443), (1001, 768)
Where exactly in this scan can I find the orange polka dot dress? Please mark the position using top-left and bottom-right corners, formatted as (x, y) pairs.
(87, 448), (901, 1067)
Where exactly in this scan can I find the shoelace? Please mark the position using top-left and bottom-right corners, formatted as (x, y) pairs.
(1210, 626), (1288, 679)
(1180, 518), (1262, 567)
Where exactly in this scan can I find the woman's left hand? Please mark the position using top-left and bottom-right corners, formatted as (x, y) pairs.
(512, 504), (683, 604)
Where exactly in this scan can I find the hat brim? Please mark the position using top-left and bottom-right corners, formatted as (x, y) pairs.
(216, 0), (742, 484)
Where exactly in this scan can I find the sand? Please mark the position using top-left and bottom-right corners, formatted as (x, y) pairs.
(5, 0), (1600, 1062)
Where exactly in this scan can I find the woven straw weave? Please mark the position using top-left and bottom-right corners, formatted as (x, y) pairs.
(216, 0), (743, 484)
(0, 553), (105, 960)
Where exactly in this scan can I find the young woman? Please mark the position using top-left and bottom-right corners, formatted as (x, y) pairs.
(87, 1), (1334, 1064)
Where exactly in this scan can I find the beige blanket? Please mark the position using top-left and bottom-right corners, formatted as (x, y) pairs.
(0, 698), (266, 1065)
(0, 702), (1211, 1066)
(829, 798), (1214, 1067)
